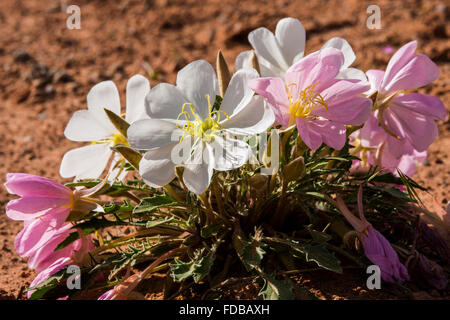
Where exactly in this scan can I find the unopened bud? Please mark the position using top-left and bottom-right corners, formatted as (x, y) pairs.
(248, 50), (261, 75)
(282, 156), (305, 183)
(216, 50), (231, 97)
(248, 174), (268, 193)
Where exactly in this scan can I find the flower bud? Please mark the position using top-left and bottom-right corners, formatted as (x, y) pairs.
(282, 156), (305, 183)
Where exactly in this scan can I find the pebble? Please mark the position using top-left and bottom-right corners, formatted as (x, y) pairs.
(13, 49), (33, 63)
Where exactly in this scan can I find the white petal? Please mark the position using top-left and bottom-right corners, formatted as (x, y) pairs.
(208, 135), (251, 171)
(249, 27), (290, 73)
(221, 96), (275, 135)
(125, 74), (151, 124)
(322, 37), (356, 68)
(64, 110), (115, 142)
(60, 143), (112, 180)
(220, 68), (259, 117)
(145, 83), (188, 120)
(336, 67), (368, 82)
(176, 60), (218, 119)
(87, 81), (121, 131)
(183, 142), (213, 195)
(275, 17), (306, 65)
(128, 119), (181, 150)
(139, 142), (179, 188)
(235, 50), (253, 70)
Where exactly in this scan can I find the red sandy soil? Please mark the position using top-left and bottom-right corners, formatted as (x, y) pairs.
(0, 0), (448, 299)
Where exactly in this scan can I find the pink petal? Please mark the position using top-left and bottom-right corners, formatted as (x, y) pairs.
(287, 47), (344, 93)
(313, 95), (372, 125)
(296, 117), (323, 150)
(386, 106), (438, 151)
(384, 54), (440, 92)
(382, 41), (418, 91)
(391, 93), (447, 121)
(359, 112), (387, 148)
(366, 69), (385, 92)
(320, 79), (370, 106)
(5, 173), (71, 199)
(15, 218), (53, 256)
(249, 77), (290, 126)
(6, 197), (70, 221)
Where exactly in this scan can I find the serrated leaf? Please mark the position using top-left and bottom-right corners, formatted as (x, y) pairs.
(302, 244), (342, 273)
(233, 228), (265, 272)
(133, 195), (177, 214)
(28, 269), (67, 300)
(170, 252), (215, 283)
(145, 217), (174, 228)
(258, 274), (295, 300)
(263, 237), (342, 273)
(241, 241), (265, 271)
(29, 284), (57, 300)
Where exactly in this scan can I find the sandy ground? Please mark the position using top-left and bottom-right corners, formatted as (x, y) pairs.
(0, 0), (448, 299)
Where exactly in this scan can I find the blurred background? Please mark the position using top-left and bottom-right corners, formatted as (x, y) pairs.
(0, 0), (448, 299)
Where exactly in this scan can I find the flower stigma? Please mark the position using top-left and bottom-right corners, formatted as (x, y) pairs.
(176, 94), (229, 143)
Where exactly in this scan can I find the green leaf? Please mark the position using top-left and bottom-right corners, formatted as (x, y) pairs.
(258, 274), (295, 300)
(301, 244), (342, 273)
(55, 231), (80, 251)
(307, 228), (332, 243)
(263, 237), (342, 273)
(240, 240), (265, 272)
(233, 229), (265, 272)
(145, 217), (174, 228)
(133, 195), (177, 214)
(28, 269), (67, 300)
(200, 224), (221, 238)
(170, 251), (215, 283)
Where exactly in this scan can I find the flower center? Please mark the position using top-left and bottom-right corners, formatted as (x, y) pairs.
(91, 132), (129, 147)
(287, 82), (328, 123)
(176, 94), (229, 143)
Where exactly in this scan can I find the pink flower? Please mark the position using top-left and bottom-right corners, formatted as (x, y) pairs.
(27, 257), (72, 299)
(19, 223), (92, 273)
(350, 113), (427, 177)
(4, 173), (97, 273)
(5, 173), (74, 227)
(333, 187), (410, 283)
(366, 41), (447, 154)
(249, 47), (372, 150)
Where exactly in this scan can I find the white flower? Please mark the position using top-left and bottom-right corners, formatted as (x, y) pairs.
(236, 17), (366, 81)
(60, 75), (150, 181)
(128, 60), (275, 195)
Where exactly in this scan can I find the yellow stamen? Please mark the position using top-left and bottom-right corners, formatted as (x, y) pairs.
(287, 82), (328, 125)
(176, 94), (229, 143)
(91, 132), (129, 147)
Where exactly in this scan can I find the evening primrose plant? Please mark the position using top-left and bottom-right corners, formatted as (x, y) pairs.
(3, 17), (449, 300)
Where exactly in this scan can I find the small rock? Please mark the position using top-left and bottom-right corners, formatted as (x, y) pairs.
(37, 113), (47, 120)
(53, 70), (74, 83)
(13, 49), (33, 63)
